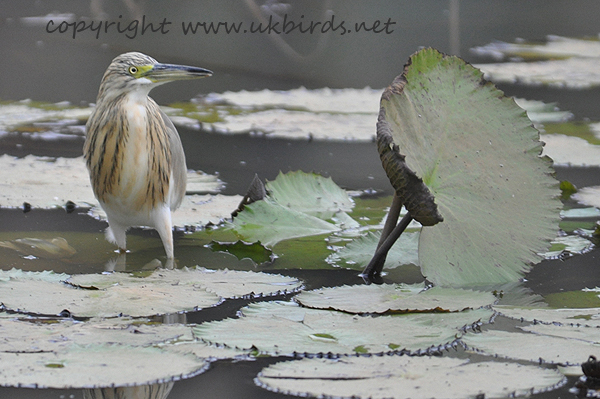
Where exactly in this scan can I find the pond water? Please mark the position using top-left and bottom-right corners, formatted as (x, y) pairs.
(2, 1), (600, 399)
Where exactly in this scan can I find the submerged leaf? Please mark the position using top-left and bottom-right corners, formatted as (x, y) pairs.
(256, 356), (565, 399)
(380, 48), (560, 286)
(295, 284), (496, 314)
(207, 240), (274, 264)
(193, 301), (492, 356)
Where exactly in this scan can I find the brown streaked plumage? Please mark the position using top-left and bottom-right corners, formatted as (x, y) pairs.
(84, 52), (212, 259)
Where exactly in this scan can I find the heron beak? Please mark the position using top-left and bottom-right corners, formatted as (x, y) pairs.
(145, 63), (213, 83)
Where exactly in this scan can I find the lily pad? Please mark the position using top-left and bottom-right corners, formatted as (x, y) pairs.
(265, 171), (354, 219)
(476, 57), (600, 89)
(379, 48), (560, 286)
(541, 135), (600, 167)
(326, 230), (419, 270)
(472, 36), (600, 60)
(494, 305), (600, 327)
(193, 300), (493, 356)
(0, 315), (194, 352)
(0, 268), (302, 317)
(0, 344), (208, 389)
(256, 356), (565, 399)
(295, 283), (496, 314)
(463, 329), (600, 365)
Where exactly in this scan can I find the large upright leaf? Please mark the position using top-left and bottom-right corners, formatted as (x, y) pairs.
(379, 48), (560, 286)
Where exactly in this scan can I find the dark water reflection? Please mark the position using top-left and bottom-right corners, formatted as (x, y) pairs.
(3, 1), (600, 398)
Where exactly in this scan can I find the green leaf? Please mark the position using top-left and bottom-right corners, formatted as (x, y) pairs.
(231, 199), (340, 247)
(295, 283), (497, 314)
(327, 230), (419, 270)
(266, 171), (354, 219)
(379, 48), (560, 287)
(256, 356), (565, 399)
(193, 300), (493, 356)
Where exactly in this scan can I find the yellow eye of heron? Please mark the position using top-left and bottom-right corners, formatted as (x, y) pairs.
(128, 66), (138, 75)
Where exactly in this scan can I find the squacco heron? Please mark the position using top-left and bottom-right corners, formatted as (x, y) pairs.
(84, 52), (212, 259)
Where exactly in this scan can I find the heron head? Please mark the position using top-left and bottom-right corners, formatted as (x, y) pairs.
(97, 52), (212, 100)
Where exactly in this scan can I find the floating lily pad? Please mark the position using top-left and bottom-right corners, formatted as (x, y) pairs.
(513, 98), (573, 124)
(541, 135), (600, 167)
(256, 356), (565, 399)
(193, 301), (493, 356)
(326, 230), (419, 270)
(519, 323), (600, 344)
(231, 171), (359, 246)
(463, 329), (599, 365)
(295, 283), (496, 314)
(0, 268), (302, 317)
(476, 58), (600, 89)
(379, 48), (560, 286)
(201, 87), (380, 141)
(472, 36), (600, 60)
(574, 187), (600, 209)
(265, 171), (354, 219)
(494, 306), (600, 327)
(0, 344), (208, 389)
(541, 235), (594, 259)
(0, 315), (194, 352)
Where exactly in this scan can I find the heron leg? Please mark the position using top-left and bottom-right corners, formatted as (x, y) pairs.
(154, 207), (175, 259)
(105, 220), (128, 253)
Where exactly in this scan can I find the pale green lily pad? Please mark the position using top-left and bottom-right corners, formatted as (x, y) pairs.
(68, 267), (304, 299)
(513, 98), (573, 124)
(0, 344), (208, 389)
(295, 284), (496, 314)
(0, 268), (302, 317)
(0, 275), (219, 318)
(473, 36), (600, 60)
(0, 155), (235, 228)
(202, 87), (380, 141)
(256, 356), (565, 399)
(560, 207), (600, 218)
(463, 329), (599, 365)
(541, 235), (594, 259)
(0, 315), (194, 352)
(231, 171), (358, 246)
(326, 230), (419, 270)
(0, 101), (92, 131)
(265, 171), (354, 219)
(494, 305), (600, 327)
(231, 199), (340, 247)
(574, 186), (600, 209)
(541, 135), (600, 167)
(519, 323), (600, 344)
(381, 48), (560, 287)
(476, 57), (600, 89)
(0, 268), (68, 283)
(193, 301), (493, 356)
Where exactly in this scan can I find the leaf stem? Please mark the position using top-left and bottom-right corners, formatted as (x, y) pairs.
(362, 209), (413, 284)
